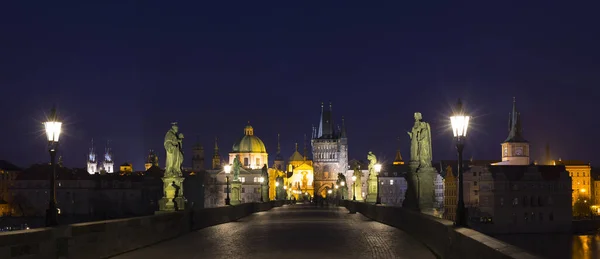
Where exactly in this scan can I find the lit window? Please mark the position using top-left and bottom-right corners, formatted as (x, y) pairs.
(390, 180), (394, 185)
(241, 177), (246, 183)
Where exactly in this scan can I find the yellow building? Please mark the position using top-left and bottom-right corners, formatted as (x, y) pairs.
(229, 123), (268, 169)
(287, 144), (314, 200)
(554, 159), (591, 207)
(443, 165), (457, 222)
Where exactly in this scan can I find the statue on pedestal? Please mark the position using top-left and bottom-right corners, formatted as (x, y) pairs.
(366, 151), (378, 203)
(407, 112), (432, 168)
(261, 164), (270, 202)
(159, 122), (186, 212)
(353, 165), (363, 201)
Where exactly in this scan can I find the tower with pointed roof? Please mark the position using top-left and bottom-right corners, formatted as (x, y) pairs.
(102, 141), (114, 173)
(311, 102), (348, 197)
(393, 137), (405, 165)
(87, 139), (98, 174)
(212, 137), (221, 169)
(273, 133), (284, 170)
(145, 149), (159, 170)
(498, 97), (530, 165)
(192, 138), (205, 171)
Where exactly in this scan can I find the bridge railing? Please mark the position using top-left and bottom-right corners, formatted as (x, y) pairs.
(343, 200), (540, 259)
(0, 200), (287, 259)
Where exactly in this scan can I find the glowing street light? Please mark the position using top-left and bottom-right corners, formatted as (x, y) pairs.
(450, 98), (470, 227)
(44, 107), (61, 227)
(224, 165), (231, 205)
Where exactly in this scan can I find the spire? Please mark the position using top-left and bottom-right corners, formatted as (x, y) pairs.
(303, 134), (308, 160)
(393, 137), (404, 165)
(340, 116), (347, 138)
(88, 139), (96, 163)
(104, 139), (112, 162)
(317, 102), (324, 138)
(277, 133), (281, 155)
(214, 137), (219, 152)
(504, 97), (527, 143)
(295, 142), (298, 152)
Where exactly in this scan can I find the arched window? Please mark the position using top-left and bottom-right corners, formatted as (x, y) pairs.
(244, 157), (249, 166)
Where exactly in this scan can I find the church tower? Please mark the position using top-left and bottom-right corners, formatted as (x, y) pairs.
(498, 97), (530, 165)
(192, 139), (205, 171)
(311, 102), (348, 197)
(212, 137), (221, 169)
(393, 138), (405, 165)
(87, 139), (98, 174)
(273, 133), (285, 170)
(102, 141), (114, 173)
(144, 149), (159, 170)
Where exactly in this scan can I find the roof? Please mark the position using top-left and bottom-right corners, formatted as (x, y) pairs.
(487, 165), (567, 181)
(231, 124), (267, 153)
(289, 151), (304, 162)
(554, 160), (590, 166)
(0, 160), (21, 171)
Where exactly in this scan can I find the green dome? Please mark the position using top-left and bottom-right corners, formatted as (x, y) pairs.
(231, 124), (267, 153)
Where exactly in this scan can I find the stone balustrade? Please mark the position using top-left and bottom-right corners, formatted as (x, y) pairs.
(344, 201), (541, 259)
(0, 200), (286, 259)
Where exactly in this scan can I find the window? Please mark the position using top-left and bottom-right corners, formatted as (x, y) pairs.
(241, 177), (246, 183)
(390, 180), (394, 185)
(513, 198), (519, 206)
(524, 212), (528, 222)
(256, 158), (260, 166)
(539, 212), (543, 222)
(244, 158), (249, 166)
(577, 172), (579, 177)
(253, 177), (258, 182)
(473, 172), (476, 176)
(474, 181), (478, 186)
(500, 197), (504, 207)
(242, 188), (245, 193)
(512, 213), (517, 224)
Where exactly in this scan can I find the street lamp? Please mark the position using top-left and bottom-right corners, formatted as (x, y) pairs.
(224, 165), (231, 205)
(341, 181), (345, 200)
(351, 176), (357, 201)
(259, 176), (264, 202)
(275, 181), (279, 200)
(44, 107), (61, 227)
(450, 98), (470, 227)
(375, 164), (382, 204)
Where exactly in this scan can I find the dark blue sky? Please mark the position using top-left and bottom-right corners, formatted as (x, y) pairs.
(1, 1), (599, 169)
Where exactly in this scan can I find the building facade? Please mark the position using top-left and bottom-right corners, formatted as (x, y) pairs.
(311, 103), (348, 198)
(553, 159), (591, 208)
(229, 124), (268, 170)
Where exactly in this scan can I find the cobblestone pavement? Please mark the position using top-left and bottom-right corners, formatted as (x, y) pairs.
(113, 204), (436, 259)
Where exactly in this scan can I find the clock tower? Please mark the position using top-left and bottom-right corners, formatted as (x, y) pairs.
(499, 97), (529, 165)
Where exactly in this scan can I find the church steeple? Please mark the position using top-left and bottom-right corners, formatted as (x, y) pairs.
(393, 137), (404, 165)
(273, 133), (284, 170)
(87, 139), (98, 174)
(212, 137), (221, 169)
(504, 97), (527, 143)
(103, 140), (114, 173)
(340, 116), (347, 138)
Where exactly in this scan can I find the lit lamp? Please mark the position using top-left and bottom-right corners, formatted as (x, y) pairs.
(450, 98), (470, 227)
(44, 107), (61, 227)
(224, 165), (231, 205)
(341, 181), (345, 200)
(375, 164), (382, 204)
(351, 176), (357, 200)
(259, 176), (264, 202)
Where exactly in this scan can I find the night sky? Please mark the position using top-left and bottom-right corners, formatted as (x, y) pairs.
(1, 2), (599, 170)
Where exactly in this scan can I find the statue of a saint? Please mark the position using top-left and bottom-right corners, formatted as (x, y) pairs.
(367, 151), (377, 175)
(232, 155), (242, 181)
(407, 112), (432, 168)
(353, 165), (362, 183)
(302, 171), (308, 188)
(164, 123), (184, 177)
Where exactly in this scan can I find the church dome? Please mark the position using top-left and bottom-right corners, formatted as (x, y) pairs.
(232, 124), (267, 153)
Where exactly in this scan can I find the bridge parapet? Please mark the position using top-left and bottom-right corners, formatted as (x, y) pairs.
(0, 200), (286, 259)
(342, 201), (541, 259)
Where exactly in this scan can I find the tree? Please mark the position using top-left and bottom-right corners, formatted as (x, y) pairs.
(573, 195), (592, 218)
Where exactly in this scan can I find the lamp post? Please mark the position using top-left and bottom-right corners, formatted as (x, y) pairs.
(259, 176), (264, 202)
(44, 107), (61, 227)
(224, 165), (231, 205)
(352, 176), (357, 201)
(450, 98), (470, 227)
(341, 181), (345, 200)
(375, 164), (382, 204)
(275, 181), (279, 200)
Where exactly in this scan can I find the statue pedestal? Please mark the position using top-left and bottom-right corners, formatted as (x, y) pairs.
(366, 175), (378, 203)
(261, 185), (270, 202)
(417, 167), (437, 215)
(402, 161), (421, 210)
(159, 176), (186, 212)
(230, 180), (242, 205)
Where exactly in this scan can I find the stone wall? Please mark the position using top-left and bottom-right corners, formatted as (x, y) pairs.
(344, 201), (541, 259)
(0, 201), (285, 259)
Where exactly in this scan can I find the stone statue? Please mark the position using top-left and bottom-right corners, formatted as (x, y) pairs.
(353, 165), (362, 183)
(164, 122), (184, 177)
(367, 151), (377, 176)
(261, 164), (269, 180)
(232, 155), (242, 181)
(407, 112), (432, 168)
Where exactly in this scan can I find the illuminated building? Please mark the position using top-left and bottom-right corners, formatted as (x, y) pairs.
(144, 150), (159, 171)
(443, 165), (456, 221)
(119, 162), (133, 173)
(229, 123), (268, 170)
(286, 143), (314, 200)
(87, 139), (98, 174)
(103, 145), (114, 173)
(311, 102), (348, 197)
(493, 98), (530, 166)
(553, 159), (591, 208)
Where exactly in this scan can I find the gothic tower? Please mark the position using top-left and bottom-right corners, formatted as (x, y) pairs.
(192, 139), (205, 171)
(273, 133), (285, 170)
(212, 137), (221, 169)
(87, 139), (97, 174)
(102, 141), (114, 173)
(311, 102), (348, 197)
(499, 97), (530, 165)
